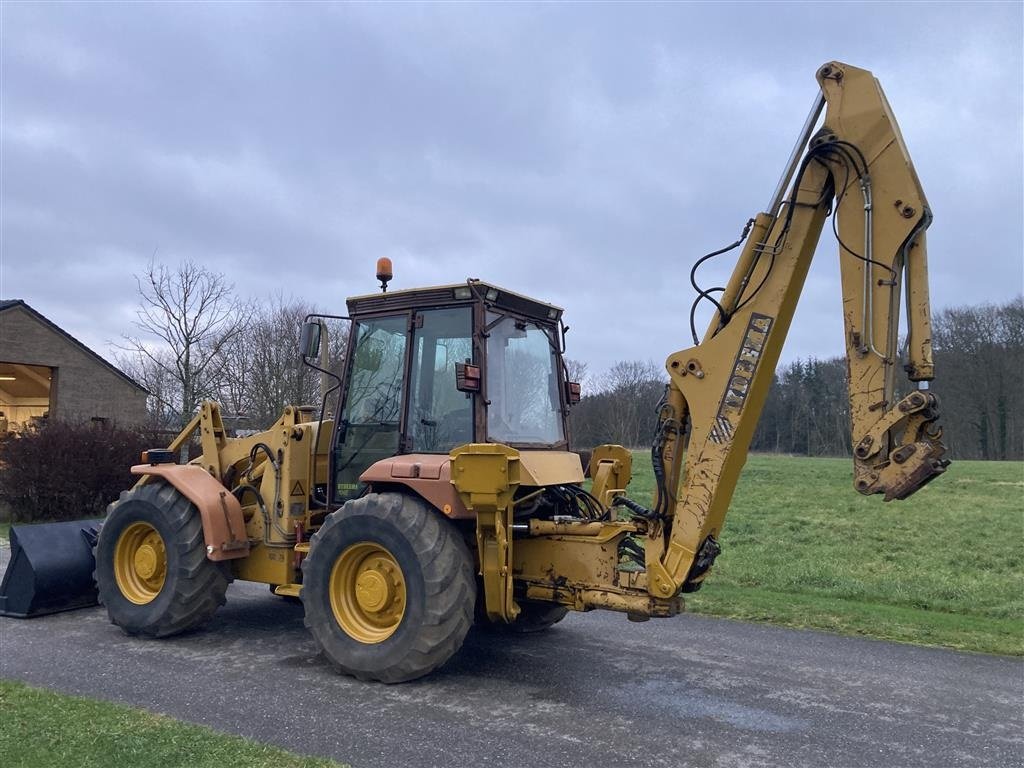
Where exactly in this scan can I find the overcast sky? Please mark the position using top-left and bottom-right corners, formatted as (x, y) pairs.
(2, 2), (1021, 383)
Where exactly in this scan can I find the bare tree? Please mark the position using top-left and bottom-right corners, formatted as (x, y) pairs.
(747, 296), (1024, 459)
(564, 358), (589, 392)
(931, 297), (1024, 459)
(118, 346), (181, 430)
(216, 296), (350, 429)
(569, 359), (665, 448)
(600, 360), (664, 447)
(118, 260), (251, 427)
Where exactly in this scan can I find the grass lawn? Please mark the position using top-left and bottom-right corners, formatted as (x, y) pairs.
(624, 453), (1024, 656)
(0, 680), (345, 768)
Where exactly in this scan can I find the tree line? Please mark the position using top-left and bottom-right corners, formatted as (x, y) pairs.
(117, 261), (348, 432)
(114, 261), (1021, 460)
(571, 297), (1023, 461)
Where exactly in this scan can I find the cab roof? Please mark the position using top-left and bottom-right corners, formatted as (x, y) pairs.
(346, 279), (564, 323)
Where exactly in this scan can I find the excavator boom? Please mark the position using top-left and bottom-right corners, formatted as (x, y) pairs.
(646, 61), (949, 596)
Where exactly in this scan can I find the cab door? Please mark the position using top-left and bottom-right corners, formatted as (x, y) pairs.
(406, 306), (474, 453)
(332, 314), (409, 503)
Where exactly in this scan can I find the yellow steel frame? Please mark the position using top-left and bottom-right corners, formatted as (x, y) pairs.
(142, 402), (333, 588)
(450, 444), (521, 622)
(649, 61), (947, 597)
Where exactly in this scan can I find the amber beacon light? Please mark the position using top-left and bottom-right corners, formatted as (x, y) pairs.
(376, 257), (393, 293)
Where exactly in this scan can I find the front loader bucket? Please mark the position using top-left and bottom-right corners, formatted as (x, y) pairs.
(0, 519), (101, 618)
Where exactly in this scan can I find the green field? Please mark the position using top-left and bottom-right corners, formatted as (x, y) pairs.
(0, 680), (345, 768)
(623, 453), (1024, 655)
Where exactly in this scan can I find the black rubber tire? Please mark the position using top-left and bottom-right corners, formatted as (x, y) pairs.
(94, 481), (229, 637)
(480, 600), (569, 634)
(301, 492), (475, 684)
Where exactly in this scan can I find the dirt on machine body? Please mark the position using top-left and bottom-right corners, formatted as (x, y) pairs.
(1, 61), (949, 684)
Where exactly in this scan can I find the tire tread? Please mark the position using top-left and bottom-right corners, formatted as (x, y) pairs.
(302, 492), (474, 683)
(94, 481), (229, 638)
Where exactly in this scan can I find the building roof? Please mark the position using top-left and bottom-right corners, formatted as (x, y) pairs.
(0, 299), (148, 394)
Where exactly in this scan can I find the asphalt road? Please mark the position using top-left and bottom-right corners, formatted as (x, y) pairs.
(1, 572), (1021, 768)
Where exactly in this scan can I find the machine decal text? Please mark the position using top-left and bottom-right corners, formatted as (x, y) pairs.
(710, 313), (774, 444)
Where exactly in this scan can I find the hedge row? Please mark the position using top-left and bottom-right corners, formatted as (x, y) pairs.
(0, 422), (168, 523)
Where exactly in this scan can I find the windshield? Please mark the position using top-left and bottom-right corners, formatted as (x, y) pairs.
(486, 313), (564, 445)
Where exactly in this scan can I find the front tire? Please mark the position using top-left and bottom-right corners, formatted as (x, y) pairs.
(301, 492), (475, 683)
(94, 481), (229, 637)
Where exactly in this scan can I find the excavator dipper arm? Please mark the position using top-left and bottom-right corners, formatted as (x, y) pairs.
(645, 62), (949, 599)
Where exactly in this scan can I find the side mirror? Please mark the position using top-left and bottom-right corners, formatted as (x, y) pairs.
(455, 362), (481, 393)
(566, 381), (581, 405)
(300, 322), (322, 359)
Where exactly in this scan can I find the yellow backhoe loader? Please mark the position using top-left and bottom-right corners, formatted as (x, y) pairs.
(0, 62), (948, 683)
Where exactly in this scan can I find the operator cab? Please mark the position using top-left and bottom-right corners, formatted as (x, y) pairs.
(306, 278), (578, 505)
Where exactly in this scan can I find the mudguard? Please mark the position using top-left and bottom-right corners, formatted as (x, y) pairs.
(131, 464), (249, 561)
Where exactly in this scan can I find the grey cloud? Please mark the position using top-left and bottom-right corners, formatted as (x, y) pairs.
(1, 2), (1021, 377)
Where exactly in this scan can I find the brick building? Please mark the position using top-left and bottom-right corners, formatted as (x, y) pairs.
(0, 299), (148, 431)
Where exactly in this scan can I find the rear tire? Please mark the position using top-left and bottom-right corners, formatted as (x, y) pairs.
(479, 600), (569, 634)
(301, 492), (475, 683)
(94, 481), (229, 637)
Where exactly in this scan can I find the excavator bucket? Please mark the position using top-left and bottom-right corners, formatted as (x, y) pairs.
(0, 519), (101, 618)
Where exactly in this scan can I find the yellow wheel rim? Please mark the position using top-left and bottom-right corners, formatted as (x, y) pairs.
(329, 543), (406, 644)
(114, 522), (167, 605)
